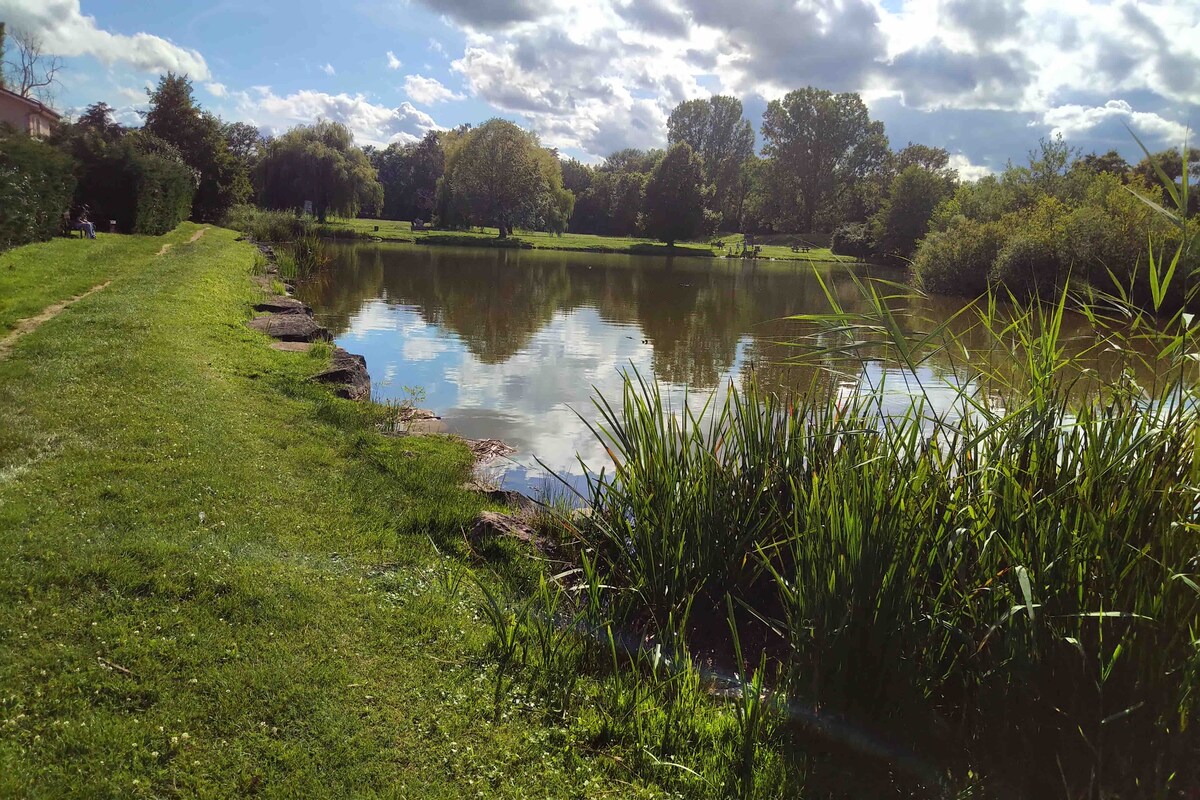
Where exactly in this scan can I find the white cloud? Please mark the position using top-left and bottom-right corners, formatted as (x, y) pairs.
(1, 0), (210, 79)
(229, 86), (439, 146)
(386, 50), (403, 70)
(403, 74), (465, 104)
(205, 82), (228, 97)
(321, 62), (336, 76)
(948, 153), (993, 182)
(1041, 100), (1188, 147)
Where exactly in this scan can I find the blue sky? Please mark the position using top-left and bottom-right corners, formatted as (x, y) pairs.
(2, 0), (1197, 176)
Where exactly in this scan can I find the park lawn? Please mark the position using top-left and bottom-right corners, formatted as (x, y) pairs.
(0, 225), (665, 798)
(320, 217), (853, 263)
(0, 228), (198, 335)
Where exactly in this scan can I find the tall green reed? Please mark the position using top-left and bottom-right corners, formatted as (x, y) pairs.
(567, 261), (1200, 795)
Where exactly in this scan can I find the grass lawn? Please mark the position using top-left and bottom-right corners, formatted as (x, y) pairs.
(0, 226), (668, 798)
(321, 217), (853, 263)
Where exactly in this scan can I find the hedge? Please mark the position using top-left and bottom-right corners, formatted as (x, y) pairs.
(132, 152), (195, 235)
(0, 131), (77, 251)
(68, 135), (195, 235)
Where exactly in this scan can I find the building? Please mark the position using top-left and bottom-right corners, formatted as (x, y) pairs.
(0, 87), (60, 138)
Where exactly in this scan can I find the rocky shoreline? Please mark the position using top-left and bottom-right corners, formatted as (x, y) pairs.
(245, 240), (537, 532)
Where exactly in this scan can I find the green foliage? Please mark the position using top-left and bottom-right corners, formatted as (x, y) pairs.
(369, 130), (443, 222)
(642, 142), (707, 246)
(870, 164), (955, 260)
(564, 276), (1200, 794)
(254, 120), (382, 222)
(667, 96), (756, 229)
(918, 142), (1200, 304)
(144, 73), (249, 222)
(761, 87), (890, 232)
(441, 119), (570, 237)
(0, 129), (75, 250)
(829, 221), (873, 259)
(911, 216), (1006, 296)
(52, 103), (195, 234)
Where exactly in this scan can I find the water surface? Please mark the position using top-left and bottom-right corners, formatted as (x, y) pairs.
(298, 242), (1154, 495)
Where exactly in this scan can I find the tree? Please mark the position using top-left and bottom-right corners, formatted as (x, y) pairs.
(871, 164), (956, 260)
(254, 120), (382, 221)
(559, 158), (593, 196)
(761, 87), (889, 232)
(667, 95), (755, 228)
(895, 143), (951, 174)
(222, 122), (265, 168)
(600, 148), (662, 174)
(1, 27), (62, 101)
(371, 131), (444, 221)
(1076, 150), (1130, 179)
(144, 73), (248, 221)
(642, 142), (706, 246)
(443, 118), (563, 237)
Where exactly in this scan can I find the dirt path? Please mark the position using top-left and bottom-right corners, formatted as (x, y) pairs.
(1, 228), (211, 360)
(157, 226), (208, 256)
(0, 282), (112, 360)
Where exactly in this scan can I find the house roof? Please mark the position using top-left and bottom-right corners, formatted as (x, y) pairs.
(0, 86), (61, 120)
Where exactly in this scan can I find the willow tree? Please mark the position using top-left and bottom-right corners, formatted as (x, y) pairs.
(442, 118), (571, 237)
(254, 120), (382, 221)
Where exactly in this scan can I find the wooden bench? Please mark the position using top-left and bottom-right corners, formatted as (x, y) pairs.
(791, 244), (811, 253)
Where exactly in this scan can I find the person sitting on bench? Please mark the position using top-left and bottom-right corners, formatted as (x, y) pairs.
(76, 208), (96, 239)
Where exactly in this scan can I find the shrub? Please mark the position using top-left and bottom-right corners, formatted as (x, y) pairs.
(221, 205), (309, 242)
(131, 152), (196, 235)
(830, 222), (874, 259)
(990, 233), (1065, 298)
(910, 216), (1006, 296)
(62, 132), (194, 235)
(0, 130), (76, 251)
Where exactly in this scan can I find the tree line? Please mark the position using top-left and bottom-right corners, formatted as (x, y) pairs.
(7, 62), (1196, 292)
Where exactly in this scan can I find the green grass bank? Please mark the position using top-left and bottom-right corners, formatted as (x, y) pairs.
(223, 207), (852, 264)
(0, 226), (674, 798)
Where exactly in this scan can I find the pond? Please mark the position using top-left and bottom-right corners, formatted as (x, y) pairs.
(297, 242), (1149, 497)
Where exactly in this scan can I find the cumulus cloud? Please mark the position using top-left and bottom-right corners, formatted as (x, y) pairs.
(682, 0), (886, 94)
(403, 74), (465, 104)
(947, 153), (993, 182)
(386, 50), (403, 70)
(231, 87), (439, 146)
(413, 0), (545, 29)
(205, 82), (228, 97)
(942, 0), (1027, 47)
(613, 0), (691, 38)
(886, 42), (1034, 109)
(0, 0), (210, 79)
(1041, 100), (1188, 147)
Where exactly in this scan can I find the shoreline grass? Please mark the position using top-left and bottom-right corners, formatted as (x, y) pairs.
(0, 225), (680, 797)
(308, 215), (855, 264)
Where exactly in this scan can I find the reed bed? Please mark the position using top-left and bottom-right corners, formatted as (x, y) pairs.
(478, 136), (1200, 797)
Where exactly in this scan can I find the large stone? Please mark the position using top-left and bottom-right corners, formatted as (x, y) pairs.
(462, 481), (536, 512)
(311, 347), (370, 400)
(470, 511), (538, 544)
(247, 313), (331, 342)
(254, 295), (311, 315)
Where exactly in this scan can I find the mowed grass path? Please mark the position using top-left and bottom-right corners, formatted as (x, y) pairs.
(0, 226), (658, 798)
(322, 217), (853, 263)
